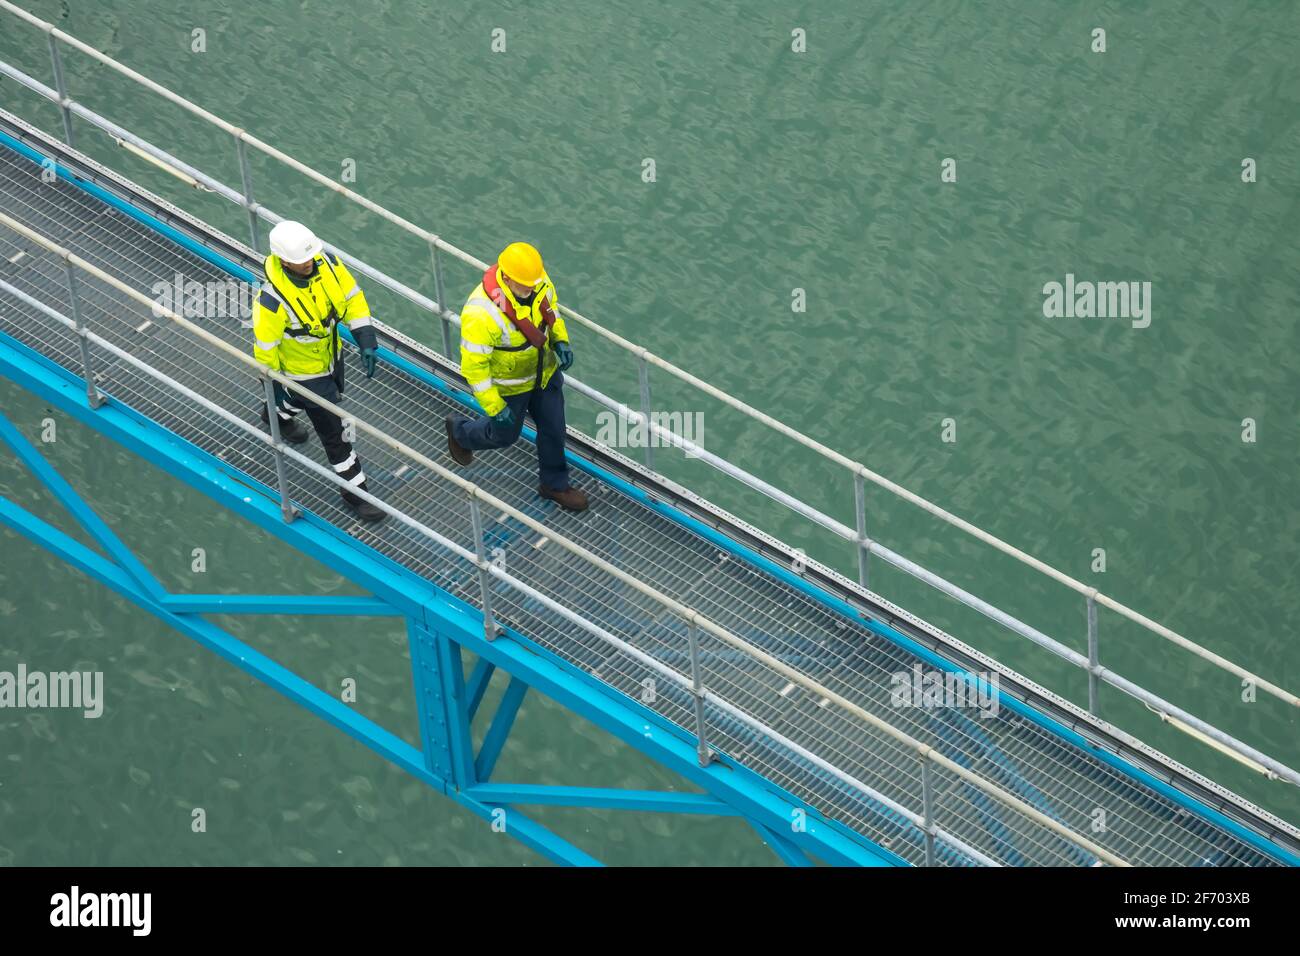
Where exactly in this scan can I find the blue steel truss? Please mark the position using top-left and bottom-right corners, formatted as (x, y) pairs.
(0, 337), (894, 866)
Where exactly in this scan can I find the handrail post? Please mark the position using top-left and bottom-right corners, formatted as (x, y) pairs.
(921, 757), (936, 867)
(234, 134), (259, 252)
(260, 375), (299, 522)
(685, 619), (714, 767)
(429, 239), (451, 357)
(1086, 592), (1099, 715)
(62, 261), (103, 408)
(46, 33), (74, 147)
(637, 351), (654, 470)
(854, 467), (870, 588)
(468, 494), (498, 640)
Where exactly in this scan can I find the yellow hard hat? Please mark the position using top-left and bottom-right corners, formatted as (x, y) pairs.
(498, 242), (544, 287)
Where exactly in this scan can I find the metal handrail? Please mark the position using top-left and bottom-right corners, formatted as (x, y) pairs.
(0, 0), (1290, 719)
(0, 212), (1132, 866)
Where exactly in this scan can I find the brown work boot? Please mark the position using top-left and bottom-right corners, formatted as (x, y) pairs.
(540, 484), (589, 513)
(445, 415), (473, 466)
(260, 404), (310, 445)
(342, 486), (386, 523)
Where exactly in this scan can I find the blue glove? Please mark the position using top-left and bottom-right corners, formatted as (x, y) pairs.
(555, 341), (574, 371)
(360, 347), (378, 379)
(491, 405), (516, 432)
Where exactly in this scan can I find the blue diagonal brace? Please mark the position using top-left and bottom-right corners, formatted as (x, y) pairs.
(469, 783), (740, 815)
(752, 821), (816, 866)
(0, 408), (161, 598)
(476, 676), (527, 782)
(475, 804), (602, 867)
(466, 656), (495, 720)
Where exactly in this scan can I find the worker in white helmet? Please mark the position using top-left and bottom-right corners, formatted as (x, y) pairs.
(252, 221), (384, 522)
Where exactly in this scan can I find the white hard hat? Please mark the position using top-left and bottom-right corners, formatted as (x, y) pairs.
(268, 220), (323, 264)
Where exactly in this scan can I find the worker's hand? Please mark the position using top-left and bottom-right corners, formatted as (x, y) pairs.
(360, 346), (378, 379)
(555, 341), (574, 372)
(491, 405), (516, 433)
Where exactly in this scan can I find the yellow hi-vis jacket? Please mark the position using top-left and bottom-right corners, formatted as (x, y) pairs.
(459, 268), (569, 416)
(252, 252), (376, 378)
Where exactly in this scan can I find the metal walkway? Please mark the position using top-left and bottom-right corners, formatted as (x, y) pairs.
(1, 112), (1295, 867)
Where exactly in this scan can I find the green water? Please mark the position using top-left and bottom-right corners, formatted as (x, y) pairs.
(1, 1), (1298, 865)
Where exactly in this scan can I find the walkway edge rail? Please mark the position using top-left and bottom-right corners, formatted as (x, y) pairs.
(0, 209), (1134, 866)
(0, 0), (1291, 721)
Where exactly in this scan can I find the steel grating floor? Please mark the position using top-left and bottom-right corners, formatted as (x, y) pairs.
(0, 140), (1285, 867)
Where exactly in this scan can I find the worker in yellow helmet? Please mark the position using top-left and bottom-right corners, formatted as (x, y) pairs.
(253, 221), (385, 522)
(445, 242), (588, 512)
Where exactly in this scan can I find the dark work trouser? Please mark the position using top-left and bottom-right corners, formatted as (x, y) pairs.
(268, 373), (368, 497)
(452, 371), (570, 490)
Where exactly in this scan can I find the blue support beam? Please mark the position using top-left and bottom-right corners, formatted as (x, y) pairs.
(160, 594), (405, 616)
(465, 657), (495, 720)
(475, 676), (527, 783)
(405, 618), (478, 792)
(433, 622), (478, 791)
(0, 407), (161, 598)
(469, 783), (740, 816)
(752, 822), (816, 867)
(405, 617), (457, 783)
(483, 810), (602, 867)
